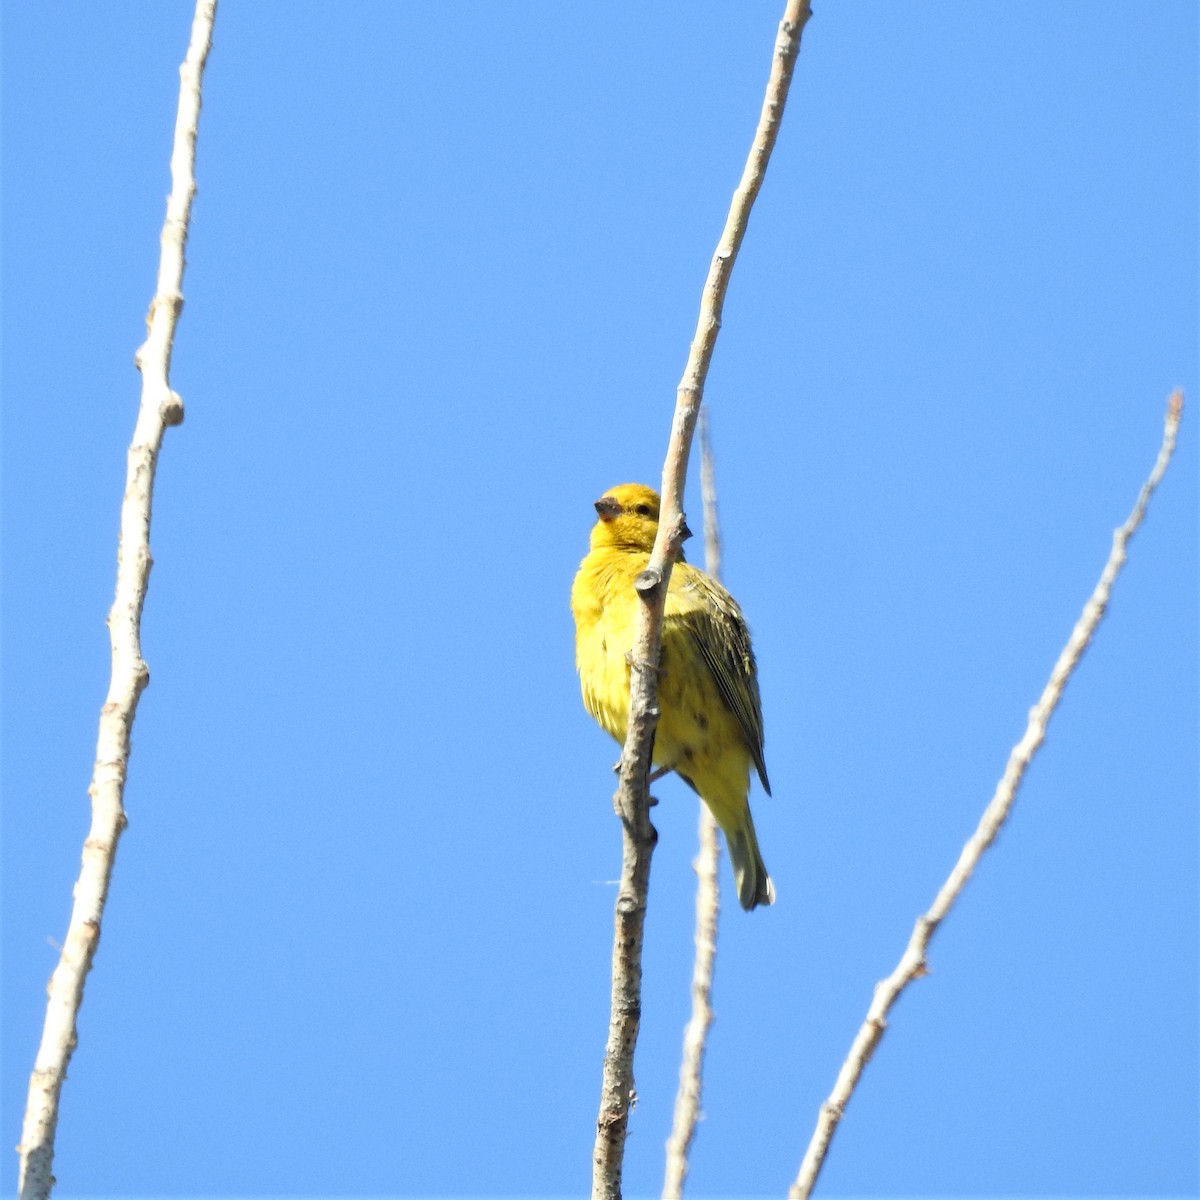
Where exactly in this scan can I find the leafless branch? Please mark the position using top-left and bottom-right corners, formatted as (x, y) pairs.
(592, 4), (813, 1196)
(789, 389), (1186, 1199)
(663, 407), (724, 1199)
(16, 4), (217, 1196)
(698, 406), (723, 583)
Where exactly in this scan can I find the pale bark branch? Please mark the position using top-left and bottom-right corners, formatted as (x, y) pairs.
(592, 4), (812, 1197)
(17, 5), (217, 1196)
(789, 389), (1186, 1200)
(662, 406), (724, 1199)
(698, 406), (724, 584)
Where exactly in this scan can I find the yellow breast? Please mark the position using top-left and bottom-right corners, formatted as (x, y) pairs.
(570, 547), (647, 745)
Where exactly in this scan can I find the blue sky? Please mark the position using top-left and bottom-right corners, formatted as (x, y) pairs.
(3, 3), (1196, 1197)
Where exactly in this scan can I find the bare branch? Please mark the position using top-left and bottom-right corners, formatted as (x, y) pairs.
(789, 389), (1186, 1200)
(17, 5), (217, 1196)
(698, 406), (723, 583)
(592, 5), (813, 1195)
(663, 406), (724, 1199)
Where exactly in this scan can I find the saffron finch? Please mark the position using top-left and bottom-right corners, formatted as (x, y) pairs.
(571, 483), (775, 910)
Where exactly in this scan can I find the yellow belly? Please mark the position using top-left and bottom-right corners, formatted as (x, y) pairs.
(574, 592), (751, 831)
(571, 540), (773, 909)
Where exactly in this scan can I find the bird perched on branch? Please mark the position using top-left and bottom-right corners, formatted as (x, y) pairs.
(571, 482), (775, 910)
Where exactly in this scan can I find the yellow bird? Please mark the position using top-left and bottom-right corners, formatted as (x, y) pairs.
(571, 482), (775, 910)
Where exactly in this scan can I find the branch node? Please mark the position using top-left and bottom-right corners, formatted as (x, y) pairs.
(634, 566), (661, 597)
(662, 510), (693, 556)
(160, 391), (185, 426)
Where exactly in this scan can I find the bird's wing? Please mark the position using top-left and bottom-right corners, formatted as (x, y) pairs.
(666, 565), (771, 794)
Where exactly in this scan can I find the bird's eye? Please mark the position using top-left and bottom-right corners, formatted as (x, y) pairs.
(635, 504), (651, 516)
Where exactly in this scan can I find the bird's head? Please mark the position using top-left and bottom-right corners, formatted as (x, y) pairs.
(588, 483), (663, 552)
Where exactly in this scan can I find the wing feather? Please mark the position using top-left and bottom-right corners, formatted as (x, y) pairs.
(666, 565), (771, 794)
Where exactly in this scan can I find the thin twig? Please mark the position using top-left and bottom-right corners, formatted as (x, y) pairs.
(16, 5), (217, 1196)
(789, 389), (1185, 1199)
(698, 405), (724, 584)
(663, 406), (724, 1199)
(592, 5), (813, 1197)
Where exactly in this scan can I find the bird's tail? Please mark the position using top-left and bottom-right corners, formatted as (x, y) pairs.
(726, 809), (775, 911)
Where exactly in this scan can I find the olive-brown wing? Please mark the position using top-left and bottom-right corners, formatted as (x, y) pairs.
(666, 565), (771, 794)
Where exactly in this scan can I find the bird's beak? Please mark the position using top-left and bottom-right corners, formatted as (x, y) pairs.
(594, 496), (622, 521)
